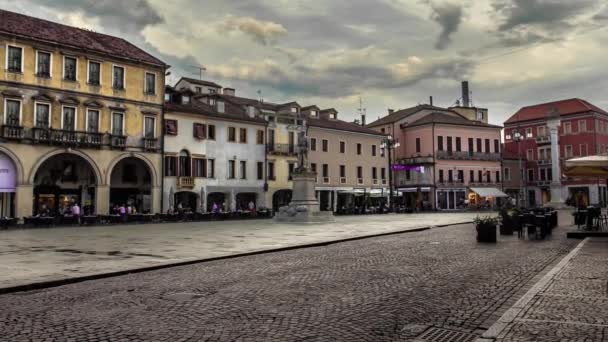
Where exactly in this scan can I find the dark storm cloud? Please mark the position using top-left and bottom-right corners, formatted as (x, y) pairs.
(210, 56), (475, 98)
(32, 0), (163, 33)
(428, 2), (464, 50)
(493, 0), (598, 31)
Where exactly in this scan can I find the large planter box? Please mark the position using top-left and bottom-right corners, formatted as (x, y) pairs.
(476, 223), (497, 243)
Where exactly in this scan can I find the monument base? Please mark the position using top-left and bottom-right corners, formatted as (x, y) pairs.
(273, 168), (334, 224)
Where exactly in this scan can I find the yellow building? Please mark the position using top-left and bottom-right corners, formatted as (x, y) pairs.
(0, 9), (167, 220)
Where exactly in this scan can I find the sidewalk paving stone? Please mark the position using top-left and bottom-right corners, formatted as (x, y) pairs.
(0, 212), (480, 290)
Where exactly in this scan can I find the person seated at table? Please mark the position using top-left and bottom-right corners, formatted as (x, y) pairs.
(39, 204), (50, 217)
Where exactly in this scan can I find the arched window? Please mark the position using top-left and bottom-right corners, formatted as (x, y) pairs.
(179, 150), (191, 177)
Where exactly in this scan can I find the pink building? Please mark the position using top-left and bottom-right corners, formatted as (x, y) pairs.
(368, 102), (503, 210)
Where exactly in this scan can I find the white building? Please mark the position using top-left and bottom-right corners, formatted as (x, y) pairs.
(163, 87), (267, 212)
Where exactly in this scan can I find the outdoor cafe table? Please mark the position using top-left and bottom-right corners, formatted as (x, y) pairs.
(0, 217), (16, 229)
(34, 216), (55, 227)
(82, 215), (98, 225)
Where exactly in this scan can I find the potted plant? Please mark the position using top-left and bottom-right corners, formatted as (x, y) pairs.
(475, 215), (498, 242)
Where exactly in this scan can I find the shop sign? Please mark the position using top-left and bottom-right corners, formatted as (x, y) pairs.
(391, 165), (425, 173)
(0, 153), (16, 192)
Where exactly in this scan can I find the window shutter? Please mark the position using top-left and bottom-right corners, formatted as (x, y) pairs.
(193, 123), (206, 139)
(165, 119), (177, 135)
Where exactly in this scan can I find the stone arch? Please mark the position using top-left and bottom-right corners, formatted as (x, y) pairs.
(106, 152), (159, 187)
(28, 148), (103, 185)
(0, 145), (25, 185)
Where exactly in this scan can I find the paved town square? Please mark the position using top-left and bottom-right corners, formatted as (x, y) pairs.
(0, 212), (479, 290)
(0, 218), (583, 341)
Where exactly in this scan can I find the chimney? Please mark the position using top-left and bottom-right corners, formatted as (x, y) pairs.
(223, 87), (236, 96)
(462, 81), (470, 107)
(388, 109), (394, 115)
(429, 96), (433, 106)
(361, 114), (366, 126)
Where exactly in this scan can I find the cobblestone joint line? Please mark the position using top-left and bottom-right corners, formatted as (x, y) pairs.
(477, 237), (589, 341)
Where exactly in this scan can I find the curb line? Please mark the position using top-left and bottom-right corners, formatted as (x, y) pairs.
(0, 222), (477, 295)
(475, 237), (589, 341)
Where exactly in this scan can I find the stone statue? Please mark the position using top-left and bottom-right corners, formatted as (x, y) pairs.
(297, 130), (309, 171)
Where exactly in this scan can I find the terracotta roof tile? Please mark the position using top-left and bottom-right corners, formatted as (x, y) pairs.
(366, 104), (451, 127)
(408, 112), (502, 128)
(0, 9), (166, 67)
(179, 77), (222, 88)
(308, 117), (386, 136)
(505, 98), (608, 124)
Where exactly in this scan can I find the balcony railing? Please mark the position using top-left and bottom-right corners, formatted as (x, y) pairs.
(340, 177), (347, 184)
(4, 127), (158, 152)
(357, 178), (364, 185)
(437, 180), (465, 187)
(536, 135), (551, 144)
(177, 176), (195, 189)
(538, 159), (552, 166)
(30, 128), (103, 147)
(398, 154), (434, 165)
(322, 177), (330, 184)
(436, 151), (501, 161)
(381, 179), (387, 185)
(267, 143), (298, 156)
(143, 137), (159, 152)
(1, 125), (24, 140)
(110, 135), (127, 149)
(468, 182), (502, 187)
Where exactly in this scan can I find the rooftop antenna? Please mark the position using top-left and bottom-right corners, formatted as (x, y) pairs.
(357, 96), (367, 126)
(190, 65), (207, 80)
(257, 89), (264, 103)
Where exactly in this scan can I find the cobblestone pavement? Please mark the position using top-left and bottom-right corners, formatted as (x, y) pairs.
(494, 237), (608, 342)
(0, 212), (485, 290)
(0, 223), (578, 342)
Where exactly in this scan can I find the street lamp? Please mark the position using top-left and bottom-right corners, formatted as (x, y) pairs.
(381, 135), (400, 211)
(513, 130), (526, 208)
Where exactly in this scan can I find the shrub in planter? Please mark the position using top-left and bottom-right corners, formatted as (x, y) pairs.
(474, 216), (498, 243)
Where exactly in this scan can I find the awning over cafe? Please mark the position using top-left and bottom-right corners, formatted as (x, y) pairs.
(469, 187), (508, 198)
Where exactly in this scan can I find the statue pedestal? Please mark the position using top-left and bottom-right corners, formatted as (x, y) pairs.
(274, 169), (334, 224)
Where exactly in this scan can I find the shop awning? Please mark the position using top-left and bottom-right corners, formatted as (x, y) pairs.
(398, 187), (418, 193)
(469, 187), (508, 198)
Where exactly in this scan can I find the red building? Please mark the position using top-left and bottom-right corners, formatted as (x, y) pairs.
(503, 98), (608, 207)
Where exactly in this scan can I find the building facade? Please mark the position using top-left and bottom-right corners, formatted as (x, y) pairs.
(163, 87), (267, 212)
(368, 102), (503, 210)
(304, 107), (388, 212)
(0, 10), (167, 219)
(503, 98), (608, 207)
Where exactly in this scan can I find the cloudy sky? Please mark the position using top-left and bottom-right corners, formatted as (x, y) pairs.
(2, 0), (608, 125)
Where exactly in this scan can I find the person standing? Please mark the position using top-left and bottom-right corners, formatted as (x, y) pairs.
(71, 202), (81, 224)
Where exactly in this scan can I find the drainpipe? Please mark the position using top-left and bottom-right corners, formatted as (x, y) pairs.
(160, 102), (165, 214)
(432, 123), (436, 210)
(264, 120), (268, 210)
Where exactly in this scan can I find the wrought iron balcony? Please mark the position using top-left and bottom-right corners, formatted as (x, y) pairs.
(31, 128), (103, 147)
(398, 154), (434, 165)
(267, 143), (298, 156)
(538, 159), (552, 166)
(1, 125), (24, 140)
(437, 180), (465, 187)
(436, 151), (501, 161)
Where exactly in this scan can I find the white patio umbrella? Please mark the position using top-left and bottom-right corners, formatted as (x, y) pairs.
(168, 186), (174, 209)
(200, 187), (205, 212)
(564, 155), (608, 177)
